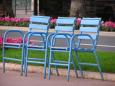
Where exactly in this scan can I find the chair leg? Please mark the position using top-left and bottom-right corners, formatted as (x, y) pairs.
(24, 49), (28, 76)
(52, 52), (59, 76)
(25, 60), (28, 76)
(71, 55), (78, 78)
(94, 52), (104, 80)
(21, 48), (25, 76)
(67, 52), (71, 81)
(55, 66), (59, 76)
(45, 49), (53, 76)
(44, 52), (48, 79)
(21, 45), (26, 75)
(2, 46), (5, 73)
(48, 50), (53, 80)
(43, 60), (47, 79)
(52, 39), (59, 75)
(21, 56), (25, 76)
(75, 51), (84, 77)
(3, 58), (5, 73)
(21, 60), (24, 76)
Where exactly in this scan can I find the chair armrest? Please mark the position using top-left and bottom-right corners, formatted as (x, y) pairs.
(71, 34), (95, 50)
(3, 30), (24, 43)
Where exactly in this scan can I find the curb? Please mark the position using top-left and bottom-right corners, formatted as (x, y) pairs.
(0, 63), (115, 81)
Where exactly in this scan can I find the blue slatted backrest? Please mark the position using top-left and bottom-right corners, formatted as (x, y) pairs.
(78, 18), (101, 49)
(80, 18), (101, 35)
(80, 27), (99, 33)
(79, 18), (101, 46)
(81, 19), (100, 26)
(82, 18), (101, 20)
(55, 17), (76, 33)
(29, 16), (50, 32)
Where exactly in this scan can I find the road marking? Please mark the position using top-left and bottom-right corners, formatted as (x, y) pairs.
(81, 44), (115, 48)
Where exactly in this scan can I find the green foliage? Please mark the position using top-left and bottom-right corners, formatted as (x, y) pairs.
(0, 17), (29, 27)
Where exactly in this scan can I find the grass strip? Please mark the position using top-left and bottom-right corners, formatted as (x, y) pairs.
(0, 48), (115, 73)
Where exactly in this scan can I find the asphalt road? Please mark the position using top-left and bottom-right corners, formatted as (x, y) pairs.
(0, 30), (115, 51)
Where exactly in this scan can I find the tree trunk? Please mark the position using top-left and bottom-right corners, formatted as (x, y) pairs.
(34, 0), (38, 15)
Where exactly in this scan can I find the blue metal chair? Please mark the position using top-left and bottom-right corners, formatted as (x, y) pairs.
(2, 30), (24, 75)
(71, 18), (104, 80)
(23, 16), (50, 79)
(2, 16), (50, 77)
(48, 17), (78, 81)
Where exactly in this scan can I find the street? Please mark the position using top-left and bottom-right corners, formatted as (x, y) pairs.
(0, 30), (115, 51)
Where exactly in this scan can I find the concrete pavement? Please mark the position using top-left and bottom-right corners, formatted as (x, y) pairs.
(1, 63), (115, 81)
(0, 69), (115, 86)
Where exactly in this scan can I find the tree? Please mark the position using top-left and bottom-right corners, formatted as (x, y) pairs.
(34, 0), (38, 15)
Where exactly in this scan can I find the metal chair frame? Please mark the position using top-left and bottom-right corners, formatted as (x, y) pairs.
(71, 18), (104, 80)
(47, 17), (78, 81)
(2, 16), (50, 78)
(2, 29), (24, 75)
(23, 16), (50, 79)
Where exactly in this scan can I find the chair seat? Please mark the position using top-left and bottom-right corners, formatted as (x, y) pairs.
(74, 47), (94, 52)
(4, 43), (23, 48)
(53, 35), (72, 39)
(51, 46), (70, 51)
(27, 45), (45, 50)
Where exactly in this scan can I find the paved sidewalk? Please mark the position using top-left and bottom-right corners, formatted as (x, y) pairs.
(0, 69), (115, 86)
(0, 63), (115, 81)
(0, 26), (115, 36)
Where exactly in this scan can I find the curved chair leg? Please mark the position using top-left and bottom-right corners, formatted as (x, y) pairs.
(94, 52), (104, 80)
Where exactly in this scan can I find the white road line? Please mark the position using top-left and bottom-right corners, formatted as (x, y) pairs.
(81, 44), (115, 48)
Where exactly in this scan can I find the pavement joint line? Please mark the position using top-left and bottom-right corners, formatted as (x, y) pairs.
(0, 63), (115, 81)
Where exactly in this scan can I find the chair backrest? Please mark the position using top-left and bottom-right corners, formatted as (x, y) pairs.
(55, 17), (76, 34)
(80, 18), (101, 39)
(79, 17), (101, 47)
(29, 16), (50, 33)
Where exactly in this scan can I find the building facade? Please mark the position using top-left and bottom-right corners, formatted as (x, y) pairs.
(0, 0), (32, 17)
